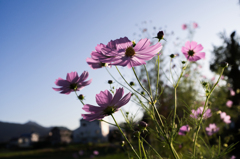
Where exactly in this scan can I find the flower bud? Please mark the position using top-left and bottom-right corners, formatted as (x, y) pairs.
(139, 121), (148, 128)
(121, 141), (125, 147)
(131, 93), (134, 96)
(132, 40), (136, 47)
(108, 80), (113, 84)
(130, 81), (135, 86)
(170, 54), (176, 58)
(78, 94), (84, 100)
(133, 131), (140, 137)
(182, 61), (186, 64)
(155, 31), (164, 41)
(220, 62), (229, 68)
(141, 91), (145, 95)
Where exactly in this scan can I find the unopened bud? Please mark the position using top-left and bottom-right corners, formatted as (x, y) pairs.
(139, 121), (148, 128)
(220, 62), (229, 68)
(155, 31), (164, 41)
(130, 81), (135, 86)
(132, 40), (136, 47)
(121, 141), (125, 147)
(78, 94), (84, 100)
(133, 131), (140, 137)
(141, 91), (145, 95)
(170, 54), (175, 58)
(108, 80), (113, 84)
(182, 61), (186, 64)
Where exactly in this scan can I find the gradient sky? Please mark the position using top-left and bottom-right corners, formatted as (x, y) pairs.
(0, 0), (240, 130)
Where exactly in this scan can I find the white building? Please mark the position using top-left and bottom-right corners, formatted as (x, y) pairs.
(73, 118), (109, 143)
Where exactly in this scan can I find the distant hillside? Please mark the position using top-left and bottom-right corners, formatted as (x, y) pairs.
(0, 121), (69, 143)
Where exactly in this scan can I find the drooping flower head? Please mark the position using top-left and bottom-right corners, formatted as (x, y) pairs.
(178, 125), (190, 136)
(206, 123), (219, 136)
(190, 107), (212, 119)
(226, 100), (233, 108)
(82, 88), (131, 121)
(181, 41), (205, 62)
(100, 37), (162, 68)
(53, 71), (92, 95)
(182, 24), (187, 30)
(220, 112), (231, 124)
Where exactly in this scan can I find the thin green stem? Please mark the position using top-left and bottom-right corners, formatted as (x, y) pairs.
(141, 138), (147, 159)
(171, 87), (177, 140)
(132, 67), (152, 101)
(141, 137), (163, 159)
(144, 64), (153, 97)
(115, 66), (150, 102)
(193, 68), (225, 158)
(74, 91), (84, 105)
(105, 67), (132, 92)
(138, 135), (142, 159)
(155, 55), (160, 101)
(111, 114), (140, 159)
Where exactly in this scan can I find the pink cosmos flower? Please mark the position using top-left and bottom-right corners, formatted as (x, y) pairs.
(190, 107), (212, 119)
(193, 22), (198, 28)
(206, 123), (219, 136)
(93, 150), (99, 155)
(100, 37), (162, 68)
(226, 100), (233, 108)
(82, 87), (131, 121)
(220, 112), (231, 124)
(178, 125), (190, 136)
(230, 155), (236, 159)
(230, 89), (235, 96)
(182, 24), (187, 30)
(86, 41), (119, 69)
(182, 41), (205, 62)
(53, 71), (92, 95)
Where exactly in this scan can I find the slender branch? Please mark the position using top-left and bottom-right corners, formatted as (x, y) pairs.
(111, 114), (140, 159)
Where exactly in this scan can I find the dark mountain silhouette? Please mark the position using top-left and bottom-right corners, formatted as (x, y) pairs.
(0, 121), (70, 143)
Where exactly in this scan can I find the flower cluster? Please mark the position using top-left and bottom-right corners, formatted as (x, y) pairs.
(206, 123), (219, 136)
(220, 112), (231, 124)
(190, 107), (212, 119)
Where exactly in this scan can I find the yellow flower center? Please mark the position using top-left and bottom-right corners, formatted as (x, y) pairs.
(125, 47), (135, 57)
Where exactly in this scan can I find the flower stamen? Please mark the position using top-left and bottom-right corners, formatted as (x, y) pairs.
(125, 47), (135, 57)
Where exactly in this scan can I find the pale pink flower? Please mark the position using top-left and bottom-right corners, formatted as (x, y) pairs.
(182, 24), (187, 30)
(93, 150), (99, 155)
(193, 22), (198, 28)
(220, 112), (231, 124)
(230, 155), (236, 159)
(184, 74), (189, 77)
(82, 88), (131, 121)
(226, 100), (233, 108)
(221, 75), (224, 80)
(230, 89), (235, 96)
(178, 125), (190, 136)
(206, 123), (219, 136)
(53, 71), (92, 95)
(181, 41), (205, 61)
(190, 107), (212, 119)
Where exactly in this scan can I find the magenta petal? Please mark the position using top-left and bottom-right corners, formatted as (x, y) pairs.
(190, 41), (197, 50)
(195, 52), (205, 59)
(55, 78), (70, 86)
(96, 90), (113, 107)
(110, 88), (124, 106)
(80, 79), (92, 87)
(193, 44), (203, 52)
(115, 37), (132, 50)
(136, 42), (162, 55)
(82, 104), (105, 113)
(134, 38), (151, 51)
(95, 43), (106, 53)
(82, 113), (105, 121)
(79, 71), (89, 82)
(127, 57), (146, 68)
(115, 92), (131, 108)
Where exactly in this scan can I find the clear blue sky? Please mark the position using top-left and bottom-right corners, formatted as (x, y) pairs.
(0, 0), (240, 130)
